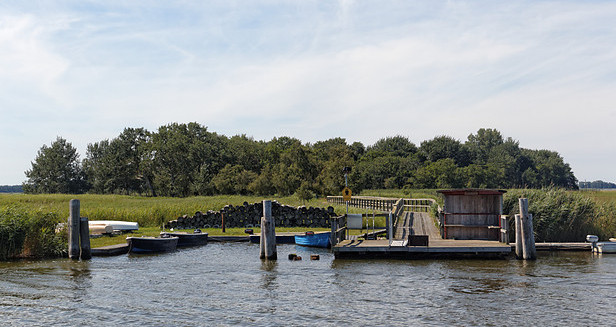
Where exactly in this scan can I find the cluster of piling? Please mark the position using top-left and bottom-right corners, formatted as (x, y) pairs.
(165, 202), (336, 230)
(68, 199), (91, 260)
(515, 198), (537, 260)
(259, 200), (277, 260)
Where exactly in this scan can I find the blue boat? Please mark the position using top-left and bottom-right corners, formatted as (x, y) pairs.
(295, 231), (331, 248)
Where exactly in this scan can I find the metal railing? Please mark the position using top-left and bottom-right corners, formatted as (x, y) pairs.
(327, 196), (438, 245)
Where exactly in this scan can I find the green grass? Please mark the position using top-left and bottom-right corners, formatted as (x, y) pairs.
(580, 189), (616, 204)
(5, 189), (616, 254)
(0, 194), (349, 228)
(359, 189), (441, 201)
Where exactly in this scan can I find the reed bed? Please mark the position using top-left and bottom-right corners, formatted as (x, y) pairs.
(0, 205), (66, 260)
(503, 188), (616, 242)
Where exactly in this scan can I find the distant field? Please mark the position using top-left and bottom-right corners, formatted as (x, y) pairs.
(359, 189), (440, 201)
(581, 189), (616, 204)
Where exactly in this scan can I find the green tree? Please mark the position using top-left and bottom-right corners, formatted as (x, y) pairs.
(212, 164), (257, 195)
(410, 158), (462, 189)
(367, 135), (417, 158)
(149, 122), (225, 197)
(522, 149), (578, 189)
(248, 165), (277, 195)
(23, 137), (87, 194)
(465, 128), (504, 164)
(296, 181), (314, 203)
(83, 128), (151, 195)
(420, 135), (470, 166)
(226, 135), (265, 173)
(350, 141), (366, 161)
(458, 163), (505, 188)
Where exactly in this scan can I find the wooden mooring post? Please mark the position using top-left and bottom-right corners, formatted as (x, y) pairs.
(516, 198), (536, 260)
(79, 217), (92, 260)
(68, 199), (92, 260)
(259, 200), (277, 260)
(69, 199), (81, 260)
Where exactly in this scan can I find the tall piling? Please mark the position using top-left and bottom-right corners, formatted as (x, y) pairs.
(515, 214), (523, 259)
(259, 200), (277, 260)
(79, 217), (92, 260)
(518, 198), (536, 260)
(68, 199), (81, 260)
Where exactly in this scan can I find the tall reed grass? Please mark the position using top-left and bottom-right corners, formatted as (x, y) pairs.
(0, 205), (66, 260)
(503, 188), (616, 242)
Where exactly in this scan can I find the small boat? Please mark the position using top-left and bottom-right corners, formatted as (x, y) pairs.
(126, 236), (178, 254)
(595, 242), (616, 254)
(160, 229), (208, 247)
(89, 224), (114, 235)
(90, 220), (139, 232)
(295, 231), (331, 248)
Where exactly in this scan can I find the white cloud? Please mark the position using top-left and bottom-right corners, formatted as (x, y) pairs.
(1, 1), (616, 184)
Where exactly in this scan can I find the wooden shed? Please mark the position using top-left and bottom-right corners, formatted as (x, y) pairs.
(437, 189), (507, 241)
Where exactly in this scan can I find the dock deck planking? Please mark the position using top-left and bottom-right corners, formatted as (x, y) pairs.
(333, 211), (511, 258)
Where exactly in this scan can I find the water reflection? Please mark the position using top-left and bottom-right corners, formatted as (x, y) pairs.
(67, 261), (92, 303)
(260, 259), (278, 290)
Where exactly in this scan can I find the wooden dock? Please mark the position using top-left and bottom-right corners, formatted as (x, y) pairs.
(334, 238), (512, 258)
(333, 212), (512, 259)
(91, 243), (129, 256)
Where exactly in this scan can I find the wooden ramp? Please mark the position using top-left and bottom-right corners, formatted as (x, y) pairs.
(409, 212), (440, 239)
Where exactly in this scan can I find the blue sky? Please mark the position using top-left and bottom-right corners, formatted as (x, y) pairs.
(1, 1), (615, 185)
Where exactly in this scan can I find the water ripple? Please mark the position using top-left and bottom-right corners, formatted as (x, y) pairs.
(1, 246), (616, 325)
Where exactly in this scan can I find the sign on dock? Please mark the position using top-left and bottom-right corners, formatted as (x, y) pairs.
(342, 187), (352, 201)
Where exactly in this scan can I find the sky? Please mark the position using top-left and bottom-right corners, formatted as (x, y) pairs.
(1, 0), (615, 185)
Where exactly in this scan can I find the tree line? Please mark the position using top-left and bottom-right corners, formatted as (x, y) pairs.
(0, 185), (23, 193)
(579, 180), (616, 189)
(23, 123), (578, 196)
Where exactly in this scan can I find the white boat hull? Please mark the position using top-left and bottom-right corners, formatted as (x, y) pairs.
(89, 220), (139, 231)
(596, 242), (616, 254)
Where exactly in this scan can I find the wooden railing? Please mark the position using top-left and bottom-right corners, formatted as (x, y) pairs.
(327, 196), (438, 243)
(326, 196), (397, 212)
(403, 198), (435, 212)
(330, 215), (347, 246)
(327, 196), (436, 213)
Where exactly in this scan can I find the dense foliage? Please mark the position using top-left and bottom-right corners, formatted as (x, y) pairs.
(23, 124), (578, 196)
(503, 188), (616, 242)
(0, 205), (66, 260)
(23, 137), (88, 194)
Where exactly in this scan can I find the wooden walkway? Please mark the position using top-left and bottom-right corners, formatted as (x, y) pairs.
(334, 211), (511, 258)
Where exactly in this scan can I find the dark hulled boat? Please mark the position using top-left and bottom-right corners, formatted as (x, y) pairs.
(160, 230), (208, 247)
(126, 236), (179, 254)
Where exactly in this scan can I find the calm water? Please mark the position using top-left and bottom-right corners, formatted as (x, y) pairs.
(1, 243), (616, 326)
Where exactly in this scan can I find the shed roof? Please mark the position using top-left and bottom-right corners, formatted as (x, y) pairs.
(437, 189), (507, 196)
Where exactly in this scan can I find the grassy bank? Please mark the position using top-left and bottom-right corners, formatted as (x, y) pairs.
(3, 189), (616, 258)
(0, 194), (354, 228)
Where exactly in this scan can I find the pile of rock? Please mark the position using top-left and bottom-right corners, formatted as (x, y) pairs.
(165, 201), (337, 230)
